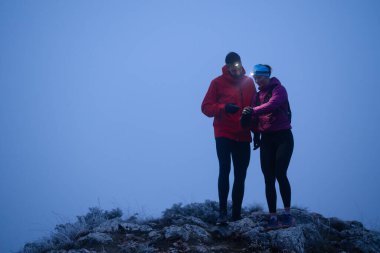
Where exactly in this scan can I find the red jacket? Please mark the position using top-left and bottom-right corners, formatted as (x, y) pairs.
(201, 65), (256, 142)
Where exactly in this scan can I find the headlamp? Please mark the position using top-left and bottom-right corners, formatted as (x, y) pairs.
(227, 62), (243, 77)
(228, 62), (242, 70)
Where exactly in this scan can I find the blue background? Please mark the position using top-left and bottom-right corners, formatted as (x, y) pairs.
(1, 1), (380, 252)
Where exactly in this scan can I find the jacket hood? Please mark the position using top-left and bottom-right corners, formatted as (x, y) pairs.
(221, 65), (247, 83)
(259, 77), (282, 91)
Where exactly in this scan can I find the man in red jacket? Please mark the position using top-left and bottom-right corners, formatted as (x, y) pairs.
(201, 52), (257, 224)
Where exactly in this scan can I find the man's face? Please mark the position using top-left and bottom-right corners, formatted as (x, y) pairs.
(228, 62), (243, 78)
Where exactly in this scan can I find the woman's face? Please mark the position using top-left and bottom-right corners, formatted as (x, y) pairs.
(254, 75), (270, 89)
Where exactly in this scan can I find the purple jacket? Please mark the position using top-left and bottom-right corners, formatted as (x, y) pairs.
(251, 77), (292, 133)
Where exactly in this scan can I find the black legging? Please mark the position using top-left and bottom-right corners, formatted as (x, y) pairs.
(215, 137), (250, 218)
(260, 129), (294, 213)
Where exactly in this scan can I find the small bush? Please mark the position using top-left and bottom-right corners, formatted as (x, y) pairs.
(104, 208), (123, 220)
(162, 200), (225, 224)
(162, 200), (264, 224)
(76, 207), (123, 229)
(20, 207), (123, 253)
(244, 204), (264, 213)
(22, 238), (53, 253)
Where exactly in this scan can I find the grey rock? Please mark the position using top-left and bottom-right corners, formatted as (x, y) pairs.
(78, 232), (113, 246)
(183, 224), (211, 242)
(94, 218), (122, 233)
(208, 225), (234, 239)
(268, 226), (305, 253)
(67, 250), (97, 253)
(246, 232), (272, 251)
(166, 248), (179, 253)
(119, 222), (153, 233)
(247, 211), (268, 225)
(242, 226), (262, 241)
(172, 241), (190, 251)
(329, 217), (351, 232)
(172, 215), (209, 228)
(291, 209), (317, 225)
(300, 223), (324, 248)
(125, 233), (145, 241)
(210, 244), (233, 252)
(340, 229), (380, 252)
(118, 241), (156, 253)
(228, 217), (256, 234)
(164, 225), (190, 241)
(148, 230), (163, 241)
(190, 245), (210, 253)
(49, 250), (97, 253)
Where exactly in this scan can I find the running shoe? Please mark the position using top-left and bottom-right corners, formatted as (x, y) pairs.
(216, 213), (228, 226)
(265, 217), (281, 231)
(281, 213), (296, 228)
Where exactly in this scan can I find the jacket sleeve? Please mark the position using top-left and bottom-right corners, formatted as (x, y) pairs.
(201, 80), (225, 117)
(252, 85), (288, 115)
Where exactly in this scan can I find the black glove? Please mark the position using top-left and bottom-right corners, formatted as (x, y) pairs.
(240, 106), (253, 127)
(240, 113), (251, 127)
(225, 103), (240, 114)
(253, 132), (261, 150)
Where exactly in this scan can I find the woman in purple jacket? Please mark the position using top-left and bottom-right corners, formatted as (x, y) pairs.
(241, 64), (294, 230)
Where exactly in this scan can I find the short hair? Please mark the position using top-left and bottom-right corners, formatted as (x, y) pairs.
(225, 52), (241, 65)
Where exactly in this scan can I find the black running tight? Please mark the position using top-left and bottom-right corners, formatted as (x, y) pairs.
(260, 129), (294, 213)
(215, 137), (250, 218)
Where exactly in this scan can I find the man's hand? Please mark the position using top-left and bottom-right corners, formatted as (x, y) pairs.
(225, 103), (240, 114)
(242, 106), (253, 116)
(253, 132), (261, 150)
(240, 114), (250, 127)
(240, 107), (252, 127)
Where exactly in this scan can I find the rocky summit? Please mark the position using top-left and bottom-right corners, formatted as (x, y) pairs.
(20, 201), (380, 253)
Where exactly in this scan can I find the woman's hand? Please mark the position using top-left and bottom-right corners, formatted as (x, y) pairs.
(242, 106), (253, 115)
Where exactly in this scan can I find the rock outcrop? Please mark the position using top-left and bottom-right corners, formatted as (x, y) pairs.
(20, 201), (380, 253)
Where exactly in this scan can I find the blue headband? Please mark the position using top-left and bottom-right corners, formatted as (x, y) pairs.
(253, 64), (271, 77)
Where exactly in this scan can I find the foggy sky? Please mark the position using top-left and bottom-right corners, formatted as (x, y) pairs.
(1, 1), (380, 252)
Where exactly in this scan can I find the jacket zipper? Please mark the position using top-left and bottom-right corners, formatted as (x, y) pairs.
(237, 85), (244, 141)
(239, 85), (244, 107)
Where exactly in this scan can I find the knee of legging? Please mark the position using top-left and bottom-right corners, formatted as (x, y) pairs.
(275, 174), (289, 184)
(218, 171), (230, 181)
(219, 165), (230, 174)
(234, 171), (247, 180)
(233, 178), (246, 186)
(264, 178), (276, 187)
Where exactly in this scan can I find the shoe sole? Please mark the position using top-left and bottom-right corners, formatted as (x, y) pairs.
(264, 218), (296, 231)
(264, 224), (281, 231)
(280, 217), (296, 228)
(216, 221), (228, 226)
